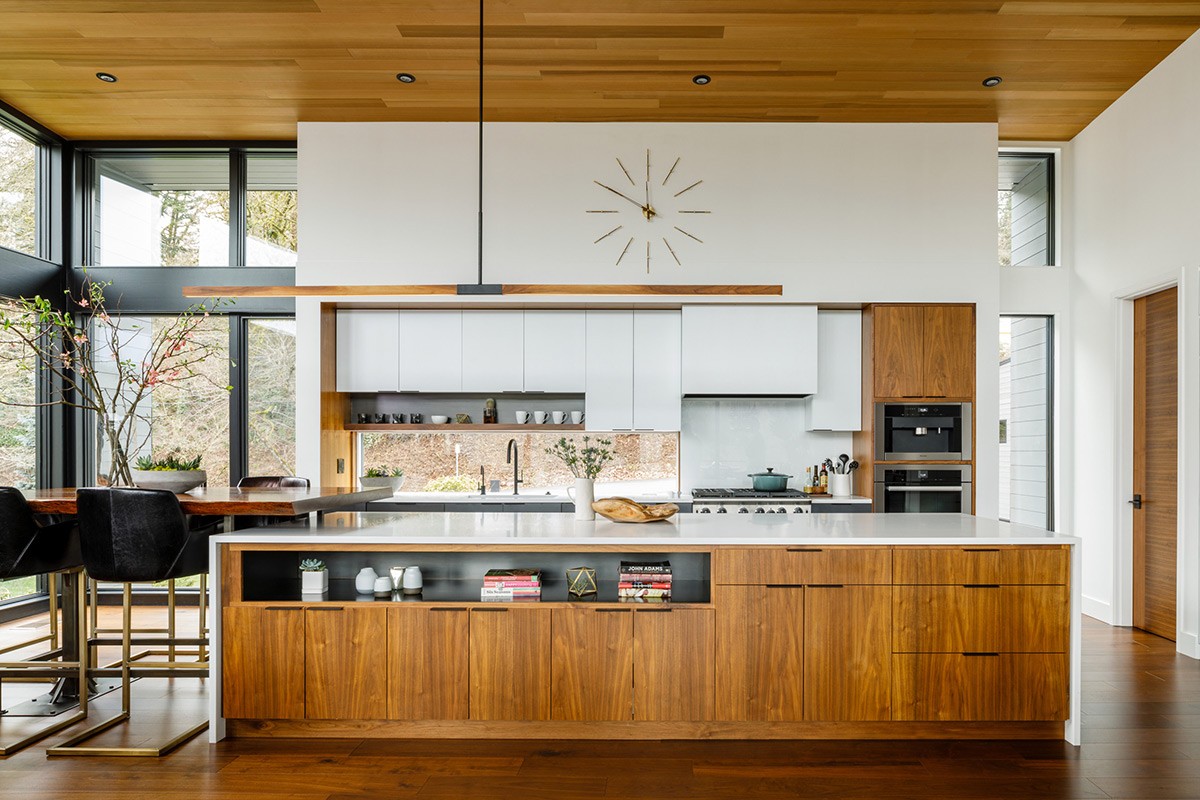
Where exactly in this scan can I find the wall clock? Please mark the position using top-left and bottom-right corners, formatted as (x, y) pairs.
(588, 150), (710, 272)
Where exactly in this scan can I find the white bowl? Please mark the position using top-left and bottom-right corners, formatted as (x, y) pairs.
(430, 415), (450, 424)
(359, 475), (405, 493)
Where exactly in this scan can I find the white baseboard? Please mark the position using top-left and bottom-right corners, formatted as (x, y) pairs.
(1179, 631), (1200, 660)
(1082, 594), (1113, 624)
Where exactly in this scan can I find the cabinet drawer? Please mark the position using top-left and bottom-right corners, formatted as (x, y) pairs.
(892, 653), (1068, 721)
(715, 546), (891, 585)
(893, 546), (1068, 585)
(893, 585), (1068, 653)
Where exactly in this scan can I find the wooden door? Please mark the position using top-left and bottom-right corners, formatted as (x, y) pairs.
(550, 608), (633, 721)
(922, 305), (975, 399)
(803, 585), (891, 721)
(633, 608), (715, 721)
(222, 606), (305, 719)
(305, 606), (388, 720)
(873, 305), (925, 398)
(715, 585), (804, 721)
(1134, 287), (1178, 640)
(387, 607), (469, 720)
(470, 607), (551, 720)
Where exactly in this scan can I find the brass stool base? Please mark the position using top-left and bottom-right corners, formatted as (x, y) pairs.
(0, 710), (88, 757)
(46, 712), (207, 758)
(0, 679), (121, 717)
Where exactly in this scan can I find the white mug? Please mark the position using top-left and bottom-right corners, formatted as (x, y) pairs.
(551, 411), (566, 424)
(514, 410), (529, 424)
(402, 565), (423, 595)
(533, 411), (548, 424)
(570, 411), (584, 424)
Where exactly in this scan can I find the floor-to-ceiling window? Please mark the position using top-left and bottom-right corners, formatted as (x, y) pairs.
(999, 315), (1054, 528)
(246, 317), (297, 476)
(0, 299), (39, 603)
(0, 122), (39, 256)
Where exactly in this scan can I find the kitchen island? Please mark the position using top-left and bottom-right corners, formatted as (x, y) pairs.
(209, 512), (1080, 744)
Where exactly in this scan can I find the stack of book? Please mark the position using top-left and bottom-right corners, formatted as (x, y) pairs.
(481, 568), (542, 602)
(618, 560), (672, 602)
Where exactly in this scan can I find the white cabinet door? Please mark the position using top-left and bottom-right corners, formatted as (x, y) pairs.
(336, 310), (400, 392)
(632, 310), (681, 431)
(461, 311), (525, 392)
(523, 311), (586, 393)
(584, 311), (634, 431)
(398, 310), (462, 392)
(807, 310), (862, 431)
(681, 305), (817, 396)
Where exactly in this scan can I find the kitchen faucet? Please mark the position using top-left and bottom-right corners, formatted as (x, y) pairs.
(506, 439), (522, 495)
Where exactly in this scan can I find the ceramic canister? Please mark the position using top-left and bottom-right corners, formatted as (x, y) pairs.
(355, 567), (378, 594)
(402, 565), (423, 595)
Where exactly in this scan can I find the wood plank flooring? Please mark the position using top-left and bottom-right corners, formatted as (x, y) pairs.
(1, 611), (1198, 798)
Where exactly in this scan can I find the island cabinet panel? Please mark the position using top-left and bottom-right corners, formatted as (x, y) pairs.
(222, 606), (305, 720)
(633, 608), (715, 721)
(873, 304), (926, 399)
(893, 585), (1069, 654)
(715, 546), (891, 585)
(550, 608), (634, 721)
(892, 653), (1069, 721)
(470, 607), (552, 721)
(803, 585), (892, 721)
(305, 606), (388, 720)
(893, 546), (1069, 585)
(387, 607), (469, 720)
(922, 305), (975, 400)
(715, 585), (804, 721)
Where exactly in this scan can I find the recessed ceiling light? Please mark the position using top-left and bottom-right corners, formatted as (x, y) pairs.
(396, 73), (416, 84)
(692, 74), (711, 85)
(982, 76), (1003, 87)
(96, 72), (118, 83)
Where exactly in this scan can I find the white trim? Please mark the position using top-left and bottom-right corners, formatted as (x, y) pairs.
(1081, 594), (1112, 624)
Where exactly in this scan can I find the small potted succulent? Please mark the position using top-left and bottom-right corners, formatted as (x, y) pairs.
(300, 558), (328, 594)
(131, 451), (206, 493)
(360, 466), (405, 493)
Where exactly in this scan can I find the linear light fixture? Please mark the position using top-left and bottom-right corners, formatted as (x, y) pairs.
(182, 284), (784, 298)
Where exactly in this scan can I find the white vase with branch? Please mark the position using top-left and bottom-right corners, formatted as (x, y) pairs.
(0, 277), (230, 487)
(545, 436), (613, 521)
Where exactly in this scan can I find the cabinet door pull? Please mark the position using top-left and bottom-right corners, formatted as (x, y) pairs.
(786, 548), (824, 553)
(962, 584), (1000, 589)
(308, 606), (344, 612)
(430, 607), (467, 612)
(765, 584), (804, 589)
(806, 584), (844, 589)
(595, 608), (633, 613)
(636, 608), (672, 613)
(962, 652), (1000, 657)
(962, 548), (1000, 552)
(265, 606), (293, 611)
(473, 607), (509, 613)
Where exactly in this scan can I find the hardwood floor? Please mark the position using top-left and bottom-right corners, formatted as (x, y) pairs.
(2, 611), (1199, 798)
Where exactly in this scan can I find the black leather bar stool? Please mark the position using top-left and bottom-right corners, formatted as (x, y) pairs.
(49, 488), (210, 757)
(0, 487), (89, 756)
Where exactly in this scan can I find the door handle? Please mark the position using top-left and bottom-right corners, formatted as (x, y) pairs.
(1129, 494), (1143, 509)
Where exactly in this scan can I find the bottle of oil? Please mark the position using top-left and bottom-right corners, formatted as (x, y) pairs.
(483, 397), (497, 424)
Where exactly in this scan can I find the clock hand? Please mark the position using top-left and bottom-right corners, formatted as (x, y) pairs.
(595, 181), (647, 212)
(642, 181), (657, 220)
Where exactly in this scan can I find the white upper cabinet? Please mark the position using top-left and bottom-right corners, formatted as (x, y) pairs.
(461, 311), (525, 392)
(523, 311), (586, 392)
(336, 310), (400, 392)
(632, 310), (682, 431)
(584, 311), (634, 431)
(681, 305), (818, 396)
(398, 310), (463, 392)
(806, 310), (863, 431)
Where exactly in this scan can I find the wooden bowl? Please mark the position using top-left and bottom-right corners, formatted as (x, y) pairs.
(591, 497), (679, 523)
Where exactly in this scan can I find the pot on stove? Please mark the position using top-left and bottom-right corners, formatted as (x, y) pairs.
(747, 467), (792, 492)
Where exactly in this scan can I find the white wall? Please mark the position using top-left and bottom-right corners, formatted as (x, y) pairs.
(296, 121), (1001, 518)
(1072, 29), (1200, 655)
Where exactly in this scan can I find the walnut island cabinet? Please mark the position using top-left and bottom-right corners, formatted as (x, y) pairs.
(210, 513), (1081, 744)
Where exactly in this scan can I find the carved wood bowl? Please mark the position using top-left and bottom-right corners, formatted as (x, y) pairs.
(591, 497), (679, 523)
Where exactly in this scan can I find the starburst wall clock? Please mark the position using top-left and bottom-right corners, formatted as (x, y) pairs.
(587, 150), (710, 272)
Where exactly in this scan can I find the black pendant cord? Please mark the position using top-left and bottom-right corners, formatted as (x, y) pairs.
(477, 0), (484, 286)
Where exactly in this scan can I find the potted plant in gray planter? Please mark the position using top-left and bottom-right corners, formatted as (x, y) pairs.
(131, 452), (207, 493)
(300, 558), (328, 594)
(360, 466), (405, 494)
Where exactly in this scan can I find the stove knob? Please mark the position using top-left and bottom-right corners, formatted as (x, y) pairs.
(698, 507), (710, 513)
(777, 507), (787, 514)
(738, 508), (749, 514)
(716, 507), (728, 513)
(754, 507), (765, 514)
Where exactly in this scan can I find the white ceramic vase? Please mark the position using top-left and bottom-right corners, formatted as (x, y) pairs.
(355, 567), (378, 594)
(568, 478), (595, 521)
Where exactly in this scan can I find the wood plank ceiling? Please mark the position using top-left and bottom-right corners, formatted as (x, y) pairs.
(0, 1), (1198, 141)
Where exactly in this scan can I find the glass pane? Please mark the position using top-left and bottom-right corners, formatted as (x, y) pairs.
(999, 316), (1052, 528)
(246, 153), (297, 266)
(0, 124), (38, 256)
(247, 318), (297, 476)
(0, 299), (38, 489)
(93, 153), (230, 266)
(998, 153), (1052, 267)
(0, 575), (38, 604)
(94, 315), (231, 485)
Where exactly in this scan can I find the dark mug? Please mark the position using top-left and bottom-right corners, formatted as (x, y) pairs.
(391, 413), (406, 424)
(356, 413), (369, 424)
(374, 413), (387, 424)
(410, 413), (423, 424)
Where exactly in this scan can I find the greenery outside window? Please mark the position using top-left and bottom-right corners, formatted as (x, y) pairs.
(0, 298), (39, 604)
(0, 122), (40, 257)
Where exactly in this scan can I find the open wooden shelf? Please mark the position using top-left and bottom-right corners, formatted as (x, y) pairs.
(345, 423), (585, 431)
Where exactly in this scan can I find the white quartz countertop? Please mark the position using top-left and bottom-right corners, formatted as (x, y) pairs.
(214, 511), (1076, 546)
(369, 493), (873, 505)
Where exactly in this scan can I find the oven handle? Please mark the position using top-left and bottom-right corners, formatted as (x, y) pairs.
(885, 486), (964, 493)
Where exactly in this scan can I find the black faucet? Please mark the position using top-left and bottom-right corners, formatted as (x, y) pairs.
(506, 439), (522, 495)
(479, 465), (486, 495)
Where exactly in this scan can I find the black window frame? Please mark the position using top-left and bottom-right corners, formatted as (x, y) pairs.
(998, 150), (1056, 268)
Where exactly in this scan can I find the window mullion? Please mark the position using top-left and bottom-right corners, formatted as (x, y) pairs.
(230, 149), (247, 266)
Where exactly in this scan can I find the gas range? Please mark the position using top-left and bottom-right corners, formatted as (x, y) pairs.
(691, 488), (813, 515)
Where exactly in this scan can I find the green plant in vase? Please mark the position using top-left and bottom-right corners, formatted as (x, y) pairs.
(546, 436), (613, 521)
(360, 465), (405, 493)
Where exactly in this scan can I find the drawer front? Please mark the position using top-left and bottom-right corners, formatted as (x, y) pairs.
(893, 585), (1069, 653)
(715, 546), (891, 585)
(893, 546), (1068, 585)
(892, 653), (1068, 721)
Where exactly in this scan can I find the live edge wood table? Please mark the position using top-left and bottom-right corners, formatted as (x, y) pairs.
(210, 512), (1082, 745)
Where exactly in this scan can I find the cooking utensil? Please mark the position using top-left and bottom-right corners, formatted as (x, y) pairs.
(838, 454), (850, 474)
(747, 467), (792, 492)
(847, 460), (860, 473)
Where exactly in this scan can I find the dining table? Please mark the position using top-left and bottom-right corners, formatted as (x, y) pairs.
(14, 485), (393, 714)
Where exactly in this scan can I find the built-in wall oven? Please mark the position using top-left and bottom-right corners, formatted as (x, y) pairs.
(874, 465), (972, 514)
(875, 402), (972, 462)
